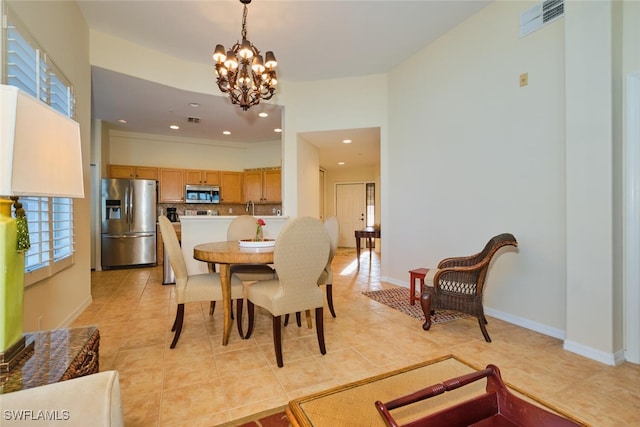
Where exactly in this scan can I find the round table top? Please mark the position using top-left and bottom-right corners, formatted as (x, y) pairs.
(193, 240), (275, 264)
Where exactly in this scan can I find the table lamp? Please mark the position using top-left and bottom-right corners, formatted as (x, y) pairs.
(0, 84), (84, 371)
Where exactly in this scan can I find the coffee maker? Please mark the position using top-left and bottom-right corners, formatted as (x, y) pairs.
(166, 207), (178, 222)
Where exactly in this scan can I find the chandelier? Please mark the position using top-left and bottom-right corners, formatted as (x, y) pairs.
(212, 0), (278, 111)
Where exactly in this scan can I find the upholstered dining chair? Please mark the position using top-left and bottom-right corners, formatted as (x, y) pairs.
(158, 215), (244, 348)
(226, 215), (277, 282)
(284, 215), (340, 328)
(239, 216), (331, 367)
(420, 233), (518, 343)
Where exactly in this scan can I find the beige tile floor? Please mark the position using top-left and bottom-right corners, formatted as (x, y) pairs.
(72, 250), (640, 426)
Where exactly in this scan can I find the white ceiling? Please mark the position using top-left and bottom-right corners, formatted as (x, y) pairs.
(80, 0), (490, 170)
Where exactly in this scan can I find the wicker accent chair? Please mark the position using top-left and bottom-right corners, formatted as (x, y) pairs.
(158, 215), (244, 348)
(240, 216), (330, 367)
(420, 233), (518, 343)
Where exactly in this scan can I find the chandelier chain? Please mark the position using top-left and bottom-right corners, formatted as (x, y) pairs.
(241, 4), (248, 41)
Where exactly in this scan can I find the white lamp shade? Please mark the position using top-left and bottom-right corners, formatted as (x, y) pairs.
(1, 85), (84, 198)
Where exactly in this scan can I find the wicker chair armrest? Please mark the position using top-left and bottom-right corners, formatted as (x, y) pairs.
(438, 252), (484, 269)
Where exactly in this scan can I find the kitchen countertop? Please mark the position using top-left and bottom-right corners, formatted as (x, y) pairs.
(179, 215), (288, 220)
(179, 215), (289, 275)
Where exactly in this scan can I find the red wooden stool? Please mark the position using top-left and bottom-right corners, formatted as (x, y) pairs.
(408, 268), (429, 305)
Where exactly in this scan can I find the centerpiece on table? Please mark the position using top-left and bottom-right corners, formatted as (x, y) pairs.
(239, 218), (276, 248)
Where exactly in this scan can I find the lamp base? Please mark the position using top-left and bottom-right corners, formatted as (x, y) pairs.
(0, 336), (34, 373)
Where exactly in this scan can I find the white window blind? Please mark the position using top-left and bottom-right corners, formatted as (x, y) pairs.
(4, 14), (78, 284)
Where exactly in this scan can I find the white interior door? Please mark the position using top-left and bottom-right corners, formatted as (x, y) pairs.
(336, 183), (366, 247)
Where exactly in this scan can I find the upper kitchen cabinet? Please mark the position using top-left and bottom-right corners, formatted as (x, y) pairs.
(244, 168), (281, 203)
(159, 168), (185, 203)
(108, 164), (158, 180)
(220, 171), (243, 203)
(184, 169), (220, 186)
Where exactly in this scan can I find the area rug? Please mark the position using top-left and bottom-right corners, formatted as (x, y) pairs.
(362, 287), (470, 323)
(335, 247), (356, 256)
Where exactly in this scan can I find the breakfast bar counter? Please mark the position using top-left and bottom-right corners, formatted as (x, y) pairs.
(179, 215), (289, 275)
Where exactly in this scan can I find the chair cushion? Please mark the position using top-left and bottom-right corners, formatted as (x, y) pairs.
(230, 264), (276, 282)
(424, 268), (439, 288)
(247, 279), (324, 316)
(181, 273), (243, 303)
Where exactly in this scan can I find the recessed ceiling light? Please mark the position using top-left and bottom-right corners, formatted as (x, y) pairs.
(338, 162), (345, 166)
(342, 139), (352, 144)
(274, 128), (282, 133)
(117, 119), (127, 124)
(170, 124), (180, 130)
(189, 102), (200, 107)
(258, 112), (268, 118)
(223, 131), (231, 135)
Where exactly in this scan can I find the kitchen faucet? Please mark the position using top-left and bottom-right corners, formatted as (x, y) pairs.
(246, 200), (255, 216)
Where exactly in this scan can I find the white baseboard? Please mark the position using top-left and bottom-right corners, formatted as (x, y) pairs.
(563, 340), (623, 366)
(58, 295), (93, 329)
(381, 277), (621, 366)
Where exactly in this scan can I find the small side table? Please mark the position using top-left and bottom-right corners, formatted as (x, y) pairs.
(409, 268), (429, 306)
(355, 227), (381, 268)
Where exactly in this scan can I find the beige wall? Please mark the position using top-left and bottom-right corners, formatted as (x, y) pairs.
(106, 129), (281, 172)
(7, 0), (92, 331)
(277, 74), (388, 217)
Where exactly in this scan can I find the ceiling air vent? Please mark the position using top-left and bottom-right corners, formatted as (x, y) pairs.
(187, 117), (200, 123)
(519, 0), (564, 38)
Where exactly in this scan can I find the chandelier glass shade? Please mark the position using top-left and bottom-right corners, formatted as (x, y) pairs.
(213, 0), (278, 111)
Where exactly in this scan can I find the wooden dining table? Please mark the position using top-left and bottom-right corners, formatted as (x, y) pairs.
(193, 241), (275, 345)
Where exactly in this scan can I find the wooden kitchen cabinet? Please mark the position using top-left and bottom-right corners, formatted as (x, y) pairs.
(159, 168), (185, 203)
(244, 168), (281, 203)
(184, 169), (220, 186)
(108, 164), (158, 180)
(220, 171), (243, 203)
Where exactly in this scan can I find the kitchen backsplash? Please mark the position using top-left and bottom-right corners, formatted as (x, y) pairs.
(158, 203), (282, 219)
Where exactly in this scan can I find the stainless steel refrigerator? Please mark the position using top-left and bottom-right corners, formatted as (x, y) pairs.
(101, 178), (157, 269)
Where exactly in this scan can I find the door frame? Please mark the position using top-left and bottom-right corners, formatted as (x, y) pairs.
(624, 71), (640, 364)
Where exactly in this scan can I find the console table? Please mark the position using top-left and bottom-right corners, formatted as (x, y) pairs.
(355, 227), (381, 268)
(0, 326), (99, 394)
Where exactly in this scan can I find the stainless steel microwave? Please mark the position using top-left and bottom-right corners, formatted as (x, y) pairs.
(185, 185), (220, 204)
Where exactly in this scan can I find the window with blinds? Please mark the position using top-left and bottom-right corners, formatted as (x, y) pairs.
(366, 183), (375, 227)
(4, 14), (78, 284)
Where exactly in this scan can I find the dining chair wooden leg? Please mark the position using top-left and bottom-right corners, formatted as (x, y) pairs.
(305, 310), (313, 328)
(236, 299), (245, 339)
(272, 315), (284, 367)
(245, 301), (256, 339)
(315, 307), (326, 355)
(209, 301), (215, 316)
(326, 284), (336, 317)
(284, 312), (304, 327)
(295, 312), (302, 327)
(170, 304), (185, 349)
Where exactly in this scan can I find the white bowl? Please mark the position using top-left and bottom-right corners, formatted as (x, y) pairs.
(238, 239), (276, 248)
